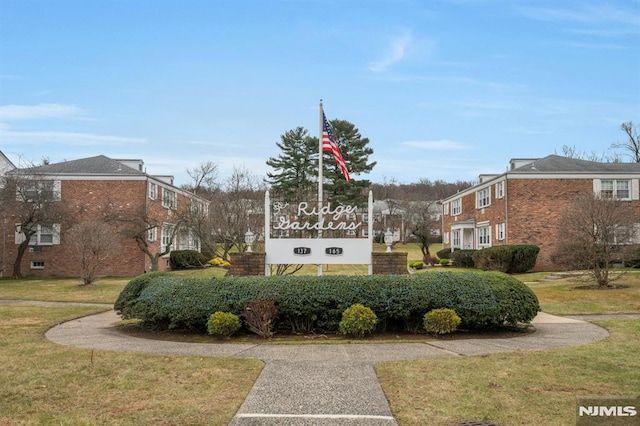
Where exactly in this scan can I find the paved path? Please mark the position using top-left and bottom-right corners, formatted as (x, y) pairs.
(32, 305), (625, 426)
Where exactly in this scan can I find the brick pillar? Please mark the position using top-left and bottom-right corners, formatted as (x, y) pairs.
(228, 252), (266, 276)
(372, 252), (409, 275)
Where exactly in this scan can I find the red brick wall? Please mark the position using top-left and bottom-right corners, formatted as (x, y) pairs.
(1, 178), (199, 278)
(441, 177), (628, 271)
(505, 178), (593, 270)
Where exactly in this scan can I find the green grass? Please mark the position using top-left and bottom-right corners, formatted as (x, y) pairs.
(2, 262), (638, 425)
(527, 271), (640, 315)
(377, 318), (640, 426)
(0, 304), (263, 425)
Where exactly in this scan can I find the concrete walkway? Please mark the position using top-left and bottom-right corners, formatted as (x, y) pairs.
(31, 304), (624, 426)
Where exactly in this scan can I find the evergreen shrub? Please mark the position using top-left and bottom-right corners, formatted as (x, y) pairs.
(409, 261), (424, 269)
(423, 308), (461, 334)
(450, 249), (477, 267)
(472, 245), (540, 273)
(207, 311), (241, 337)
(169, 250), (208, 269)
(436, 248), (456, 260)
(114, 271), (539, 333)
(113, 271), (170, 319)
(339, 304), (377, 338)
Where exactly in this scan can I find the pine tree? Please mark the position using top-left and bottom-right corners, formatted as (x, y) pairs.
(265, 127), (317, 202)
(322, 119), (376, 206)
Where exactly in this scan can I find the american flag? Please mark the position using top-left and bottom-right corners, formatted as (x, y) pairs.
(322, 112), (351, 181)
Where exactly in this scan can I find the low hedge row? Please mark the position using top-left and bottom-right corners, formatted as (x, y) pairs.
(115, 271), (539, 334)
(472, 245), (540, 273)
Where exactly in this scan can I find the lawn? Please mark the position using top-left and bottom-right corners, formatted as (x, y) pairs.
(376, 318), (640, 426)
(1, 262), (638, 425)
(0, 304), (263, 425)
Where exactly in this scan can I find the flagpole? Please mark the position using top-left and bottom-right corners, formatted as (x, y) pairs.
(318, 99), (323, 276)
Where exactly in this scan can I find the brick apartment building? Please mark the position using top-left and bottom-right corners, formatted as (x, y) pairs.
(441, 155), (640, 271)
(0, 153), (208, 278)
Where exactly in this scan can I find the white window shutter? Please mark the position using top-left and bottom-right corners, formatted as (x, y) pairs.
(52, 224), (61, 244)
(631, 179), (639, 201)
(53, 180), (62, 201)
(15, 224), (25, 244)
(592, 179), (601, 194)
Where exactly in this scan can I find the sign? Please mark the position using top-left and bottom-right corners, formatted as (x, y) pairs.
(264, 191), (374, 275)
(293, 247), (311, 256)
(325, 247), (343, 256)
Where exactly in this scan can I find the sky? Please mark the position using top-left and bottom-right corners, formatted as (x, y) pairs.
(1, 0), (639, 186)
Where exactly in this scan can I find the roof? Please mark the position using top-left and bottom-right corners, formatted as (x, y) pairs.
(442, 154), (640, 202)
(11, 155), (145, 176)
(509, 155), (640, 173)
(511, 155), (640, 174)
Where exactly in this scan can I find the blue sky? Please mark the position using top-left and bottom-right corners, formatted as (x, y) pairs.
(1, 0), (639, 185)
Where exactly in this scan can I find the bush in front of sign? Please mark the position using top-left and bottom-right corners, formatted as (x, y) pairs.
(339, 304), (378, 338)
(207, 311), (241, 338)
(114, 271), (539, 334)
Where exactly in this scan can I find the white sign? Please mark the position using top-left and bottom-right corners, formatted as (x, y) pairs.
(264, 191), (374, 275)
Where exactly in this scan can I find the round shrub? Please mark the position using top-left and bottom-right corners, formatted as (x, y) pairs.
(409, 261), (424, 269)
(170, 250), (208, 270)
(439, 258), (450, 266)
(339, 304), (377, 338)
(207, 311), (241, 337)
(423, 308), (461, 334)
(450, 249), (477, 267)
(437, 248), (457, 260)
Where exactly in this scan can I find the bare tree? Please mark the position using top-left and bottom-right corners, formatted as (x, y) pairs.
(185, 161), (219, 195)
(0, 172), (70, 278)
(67, 221), (118, 285)
(612, 121), (640, 163)
(553, 192), (638, 287)
(208, 165), (265, 260)
(102, 196), (188, 272)
(403, 200), (441, 261)
(560, 144), (621, 163)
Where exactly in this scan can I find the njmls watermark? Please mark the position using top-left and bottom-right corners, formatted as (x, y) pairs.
(577, 396), (638, 425)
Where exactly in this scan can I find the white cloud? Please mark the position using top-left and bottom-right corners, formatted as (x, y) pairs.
(518, 4), (640, 27)
(403, 140), (468, 150)
(368, 32), (413, 73)
(0, 103), (83, 120)
(0, 126), (147, 146)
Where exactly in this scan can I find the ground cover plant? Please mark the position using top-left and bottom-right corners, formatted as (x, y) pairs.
(0, 303), (263, 425)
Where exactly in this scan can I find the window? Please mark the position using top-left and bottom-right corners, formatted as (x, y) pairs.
(162, 188), (177, 209)
(451, 199), (461, 216)
(148, 182), (157, 200)
(601, 179), (630, 199)
(191, 200), (205, 215)
(30, 261), (45, 270)
(452, 230), (461, 247)
(496, 223), (505, 241)
(161, 223), (174, 253)
(363, 213), (369, 222)
(17, 180), (61, 203)
(495, 181), (504, 199)
(362, 229), (369, 237)
(148, 226), (157, 242)
(15, 224), (60, 245)
(443, 202), (449, 215)
(478, 226), (491, 247)
(477, 188), (491, 208)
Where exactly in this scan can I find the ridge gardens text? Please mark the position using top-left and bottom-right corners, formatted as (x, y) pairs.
(272, 201), (362, 232)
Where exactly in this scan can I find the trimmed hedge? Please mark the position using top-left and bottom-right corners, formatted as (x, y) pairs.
(436, 248), (457, 260)
(169, 250), (208, 270)
(450, 249), (477, 268)
(116, 271), (539, 333)
(472, 245), (540, 273)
